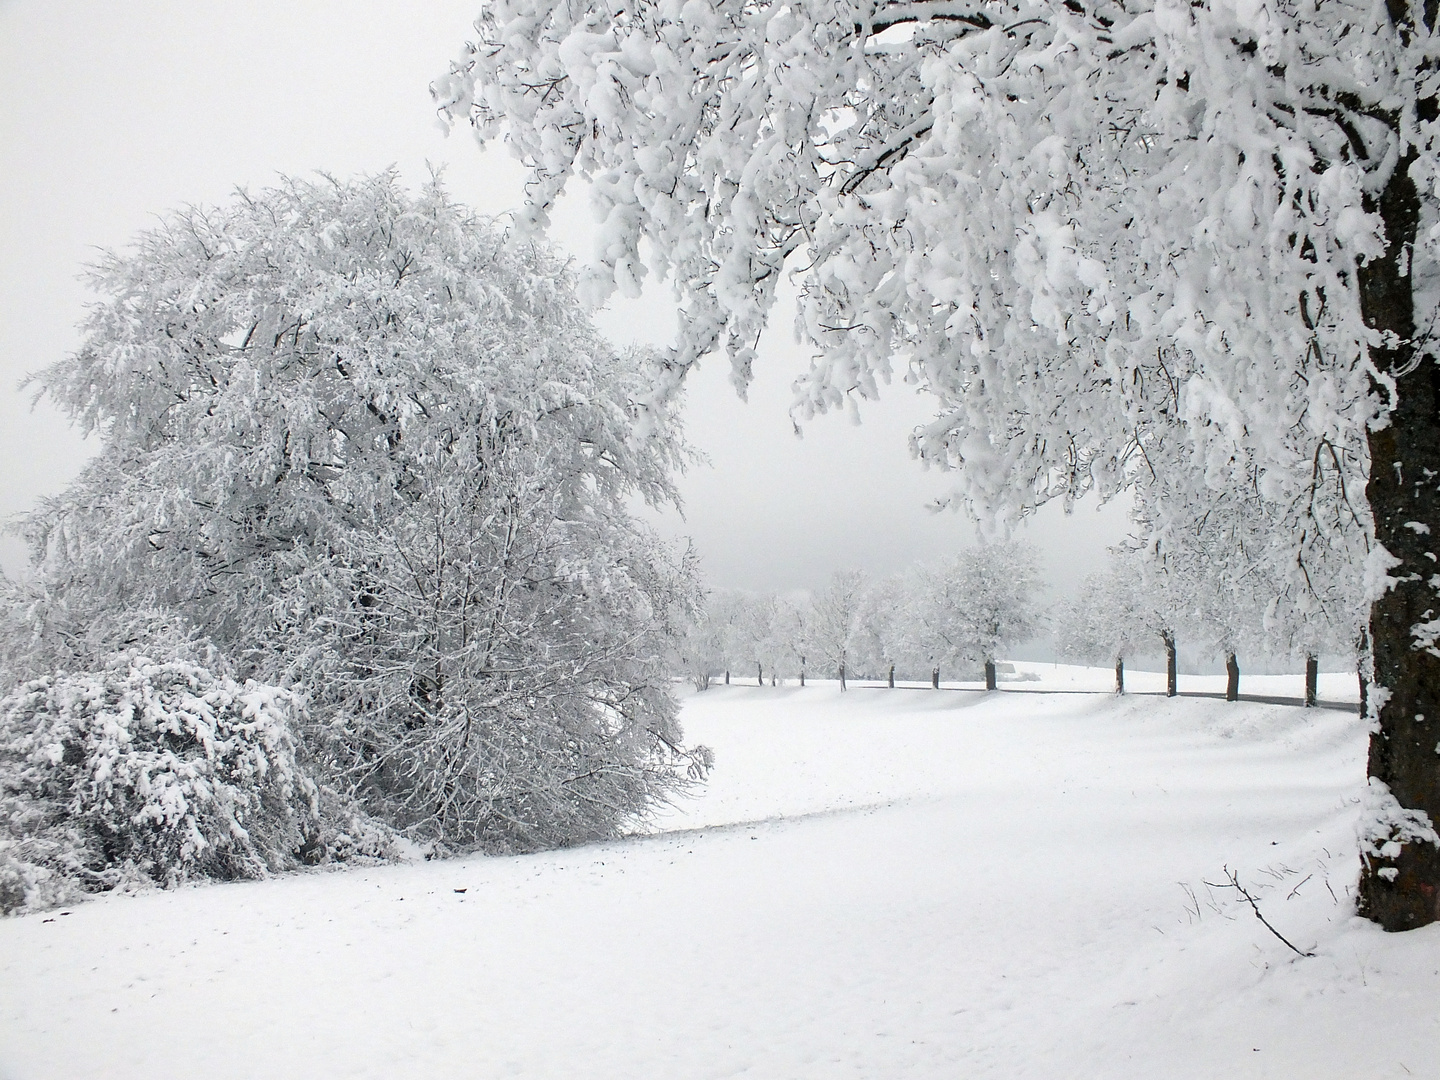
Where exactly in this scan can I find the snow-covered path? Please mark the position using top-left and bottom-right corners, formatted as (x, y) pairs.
(2, 674), (1436, 1079)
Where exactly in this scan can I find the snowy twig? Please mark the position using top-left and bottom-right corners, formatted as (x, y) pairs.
(1204, 867), (1315, 958)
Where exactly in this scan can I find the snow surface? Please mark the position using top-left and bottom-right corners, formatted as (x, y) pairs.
(2, 665), (1436, 1079)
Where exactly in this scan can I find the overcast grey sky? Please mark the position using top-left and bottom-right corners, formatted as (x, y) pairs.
(0, 0), (1130, 596)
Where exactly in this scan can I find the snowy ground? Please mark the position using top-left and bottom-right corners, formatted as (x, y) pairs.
(2, 665), (1436, 1079)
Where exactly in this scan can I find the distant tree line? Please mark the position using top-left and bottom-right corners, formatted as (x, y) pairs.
(679, 542), (1043, 692)
(682, 524), (1365, 710)
(1053, 505), (1366, 709)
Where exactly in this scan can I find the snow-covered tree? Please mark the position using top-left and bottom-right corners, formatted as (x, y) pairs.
(675, 585), (729, 691)
(805, 570), (869, 687)
(692, 588), (750, 684)
(853, 574), (908, 686)
(902, 563), (974, 687)
(440, 0), (1440, 927)
(912, 543), (1042, 689)
(728, 591), (782, 684)
(21, 173), (706, 854)
(1054, 568), (1146, 693)
(768, 590), (813, 684)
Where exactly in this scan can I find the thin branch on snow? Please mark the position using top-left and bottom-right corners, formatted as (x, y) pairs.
(1204, 867), (1316, 958)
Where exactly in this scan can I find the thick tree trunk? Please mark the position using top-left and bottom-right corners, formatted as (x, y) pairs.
(984, 659), (997, 691)
(888, 663), (895, 689)
(1163, 631), (1178, 697)
(932, 667), (940, 690)
(1114, 657), (1125, 695)
(1305, 655), (1319, 709)
(725, 670), (730, 686)
(1225, 654), (1239, 702)
(757, 662), (763, 687)
(1358, 146), (1440, 931)
(839, 661), (846, 692)
(800, 657), (805, 687)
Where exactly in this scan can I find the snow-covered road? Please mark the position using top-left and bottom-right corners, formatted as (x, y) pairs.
(2, 672), (1436, 1079)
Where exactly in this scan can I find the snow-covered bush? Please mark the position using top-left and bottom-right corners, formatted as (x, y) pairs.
(0, 653), (318, 913)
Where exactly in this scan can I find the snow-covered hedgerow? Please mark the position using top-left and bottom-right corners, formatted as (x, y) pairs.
(0, 653), (319, 914)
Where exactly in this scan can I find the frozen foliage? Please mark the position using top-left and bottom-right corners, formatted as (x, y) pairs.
(0, 654), (317, 915)
(1130, 440), (1367, 668)
(441, 0), (1440, 927)
(22, 173), (706, 856)
(440, 0), (1383, 546)
(677, 587), (813, 687)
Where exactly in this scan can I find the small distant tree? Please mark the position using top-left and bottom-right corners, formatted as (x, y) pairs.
(673, 562), (728, 691)
(854, 574), (907, 687)
(916, 544), (1042, 691)
(768, 591), (812, 685)
(805, 571), (868, 689)
(1053, 568), (1151, 693)
(730, 591), (780, 685)
(905, 561), (980, 688)
(699, 589), (751, 685)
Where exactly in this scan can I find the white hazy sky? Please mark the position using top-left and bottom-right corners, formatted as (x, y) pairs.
(0, 0), (1130, 598)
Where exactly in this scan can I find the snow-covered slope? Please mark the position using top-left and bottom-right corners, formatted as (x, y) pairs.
(1, 676), (1434, 1080)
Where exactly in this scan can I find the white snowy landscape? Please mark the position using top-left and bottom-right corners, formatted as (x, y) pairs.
(3, 666), (1434, 1080)
(6, 5), (1440, 1079)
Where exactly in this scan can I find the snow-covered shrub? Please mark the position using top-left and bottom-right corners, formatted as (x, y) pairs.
(311, 784), (411, 865)
(0, 653), (319, 913)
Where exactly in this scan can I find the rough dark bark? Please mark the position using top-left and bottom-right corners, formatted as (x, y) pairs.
(932, 666), (940, 690)
(839, 661), (847, 692)
(1163, 631), (1178, 697)
(984, 659), (997, 691)
(800, 656), (805, 687)
(888, 663), (895, 688)
(724, 670), (730, 686)
(1357, 144), (1440, 931)
(757, 662), (763, 687)
(1225, 654), (1240, 702)
(1114, 657), (1125, 695)
(1305, 655), (1319, 709)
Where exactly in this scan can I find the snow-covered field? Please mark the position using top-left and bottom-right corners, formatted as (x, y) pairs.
(2, 665), (1436, 1079)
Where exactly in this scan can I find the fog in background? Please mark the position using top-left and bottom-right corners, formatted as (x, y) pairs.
(0, 1), (1131, 625)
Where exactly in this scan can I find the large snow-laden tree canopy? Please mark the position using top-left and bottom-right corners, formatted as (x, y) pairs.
(22, 172), (707, 853)
(439, 1), (1440, 927)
